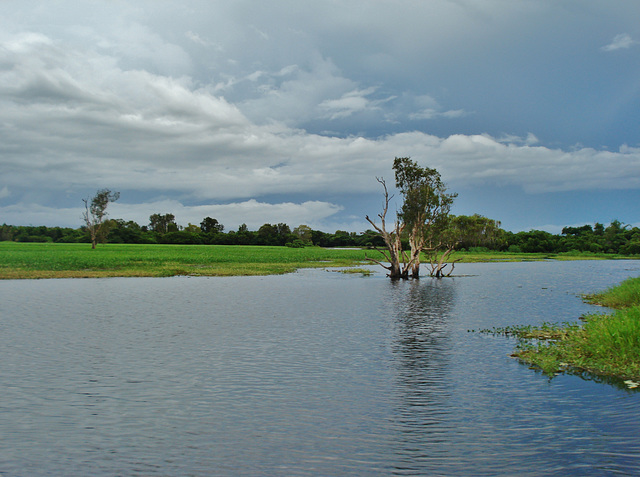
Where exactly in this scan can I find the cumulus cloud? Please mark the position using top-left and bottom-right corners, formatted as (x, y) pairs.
(2, 31), (640, 212)
(601, 33), (637, 51)
(318, 87), (381, 120)
(236, 55), (361, 126)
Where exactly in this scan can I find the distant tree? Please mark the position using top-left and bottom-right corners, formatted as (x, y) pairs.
(561, 225), (593, 236)
(200, 217), (223, 234)
(275, 223), (291, 237)
(1, 224), (15, 241)
(594, 223), (605, 236)
(356, 229), (386, 248)
(160, 230), (203, 244)
(149, 213), (176, 234)
(293, 225), (313, 244)
(82, 189), (120, 249)
(183, 223), (201, 234)
(257, 223), (292, 246)
(106, 219), (145, 243)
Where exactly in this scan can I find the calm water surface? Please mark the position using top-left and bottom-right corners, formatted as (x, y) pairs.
(2, 260), (640, 476)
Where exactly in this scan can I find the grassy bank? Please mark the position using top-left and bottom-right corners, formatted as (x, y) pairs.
(493, 276), (640, 384)
(0, 242), (375, 279)
(0, 242), (633, 279)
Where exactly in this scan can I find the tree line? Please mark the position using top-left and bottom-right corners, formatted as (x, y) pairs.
(0, 217), (385, 248)
(2, 216), (638, 255)
(1, 176), (638, 264)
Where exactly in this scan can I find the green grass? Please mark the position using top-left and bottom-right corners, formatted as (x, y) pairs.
(583, 277), (640, 309)
(0, 242), (371, 279)
(452, 249), (632, 262)
(484, 276), (640, 385)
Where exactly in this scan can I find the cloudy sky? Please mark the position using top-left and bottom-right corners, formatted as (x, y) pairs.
(1, 1), (639, 233)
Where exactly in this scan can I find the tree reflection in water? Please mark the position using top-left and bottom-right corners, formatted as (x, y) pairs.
(385, 277), (458, 471)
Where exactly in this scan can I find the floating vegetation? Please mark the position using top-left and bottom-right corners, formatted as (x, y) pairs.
(335, 268), (374, 276)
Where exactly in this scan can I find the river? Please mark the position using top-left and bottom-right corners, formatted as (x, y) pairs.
(1, 260), (640, 475)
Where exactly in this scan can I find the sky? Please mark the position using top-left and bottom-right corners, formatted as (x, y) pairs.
(1, 0), (640, 234)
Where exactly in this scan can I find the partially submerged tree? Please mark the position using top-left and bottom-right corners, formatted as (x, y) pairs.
(367, 158), (462, 279)
(393, 157), (457, 278)
(365, 177), (411, 279)
(426, 214), (503, 277)
(82, 189), (120, 249)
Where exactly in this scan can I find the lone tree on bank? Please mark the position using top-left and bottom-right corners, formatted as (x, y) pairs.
(366, 157), (456, 279)
(82, 189), (120, 249)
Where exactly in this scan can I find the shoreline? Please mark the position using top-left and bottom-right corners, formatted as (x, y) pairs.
(1, 242), (637, 280)
(482, 276), (640, 386)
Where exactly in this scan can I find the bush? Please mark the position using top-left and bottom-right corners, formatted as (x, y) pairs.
(621, 241), (640, 255)
(160, 231), (203, 245)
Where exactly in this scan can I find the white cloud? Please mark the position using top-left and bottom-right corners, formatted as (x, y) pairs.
(409, 108), (468, 120)
(317, 87), (398, 121)
(0, 186), (10, 200)
(236, 55), (359, 126)
(408, 95), (469, 120)
(497, 133), (539, 146)
(601, 33), (637, 51)
(2, 31), (640, 210)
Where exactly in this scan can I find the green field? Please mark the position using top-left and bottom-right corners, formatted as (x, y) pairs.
(0, 241), (632, 279)
(0, 242), (374, 279)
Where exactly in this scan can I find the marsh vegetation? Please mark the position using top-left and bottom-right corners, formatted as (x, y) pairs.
(481, 277), (640, 383)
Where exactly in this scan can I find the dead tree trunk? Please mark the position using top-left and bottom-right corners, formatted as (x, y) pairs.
(365, 178), (412, 279)
(427, 245), (459, 277)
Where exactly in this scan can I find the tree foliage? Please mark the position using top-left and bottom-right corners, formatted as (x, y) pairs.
(200, 217), (224, 234)
(425, 214), (502, 277)
(149, 213), (176, 234)
(393, 157), (457, 277)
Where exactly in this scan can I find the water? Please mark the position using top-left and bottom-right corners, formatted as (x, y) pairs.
(1, 260), (640, 476)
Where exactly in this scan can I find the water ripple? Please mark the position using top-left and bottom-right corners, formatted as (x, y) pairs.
(1, 263), (640, 475)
